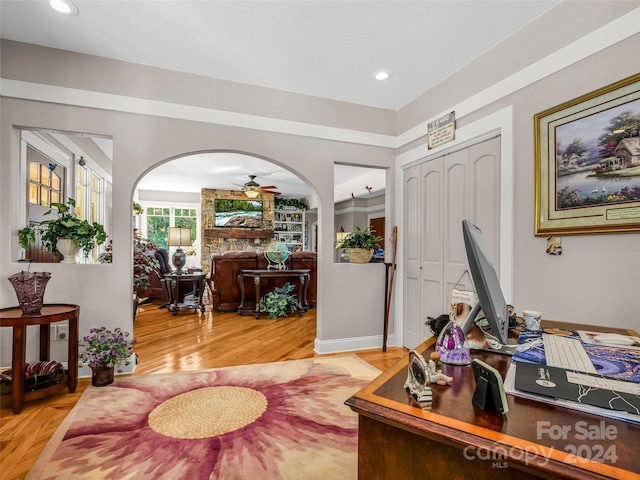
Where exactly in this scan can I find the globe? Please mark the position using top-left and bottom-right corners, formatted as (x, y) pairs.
(265, 241), (290, 270)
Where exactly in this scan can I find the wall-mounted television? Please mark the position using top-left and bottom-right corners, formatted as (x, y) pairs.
(214, 198), (263, 228)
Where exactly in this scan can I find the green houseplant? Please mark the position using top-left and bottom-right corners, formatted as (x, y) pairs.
(28, 198), (107, 262)
(258, 282), (299, 319)
(335, 225), (383, 263)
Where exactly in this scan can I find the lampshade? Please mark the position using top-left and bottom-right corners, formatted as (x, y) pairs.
(167, 227), (191, 275)
(244, 187), (261, 199)
(167, 227), (191, 247)
(336, 231), (349, 242)
(336, 227), (349, 243)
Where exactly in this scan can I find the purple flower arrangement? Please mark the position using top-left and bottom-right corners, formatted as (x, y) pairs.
(79, 327), (136, 371)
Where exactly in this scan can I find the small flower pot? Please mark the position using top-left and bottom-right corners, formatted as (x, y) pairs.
(90, 366), (114, 387)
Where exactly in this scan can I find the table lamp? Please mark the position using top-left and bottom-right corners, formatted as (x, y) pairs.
(167, 227), (191, 275)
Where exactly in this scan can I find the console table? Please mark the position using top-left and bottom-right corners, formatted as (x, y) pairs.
(163, 272), (207, 315)
(0, 304), (79, 414)
(237, 269), (310, 318)
(346, 320), (639, 479)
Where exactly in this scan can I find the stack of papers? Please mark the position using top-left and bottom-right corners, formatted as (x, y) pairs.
(504, 328), (640, 424)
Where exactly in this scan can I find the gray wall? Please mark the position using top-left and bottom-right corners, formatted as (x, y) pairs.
(0, 41), (395, 365)
(396, 1), (640, 332)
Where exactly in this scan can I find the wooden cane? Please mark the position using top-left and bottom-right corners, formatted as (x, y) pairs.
(383, 226), (398, 352)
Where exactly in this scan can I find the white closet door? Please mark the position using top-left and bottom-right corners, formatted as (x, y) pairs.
(419, 157), (445, 345)
(403, 164), (422, 349)
(402, 137), (500, 349)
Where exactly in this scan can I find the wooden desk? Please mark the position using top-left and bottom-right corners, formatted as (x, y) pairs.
(163, 273), (207, 316)
(237, 269), (310, 318)
(0, 304), (79, 414)
(345, 321), (639, 479)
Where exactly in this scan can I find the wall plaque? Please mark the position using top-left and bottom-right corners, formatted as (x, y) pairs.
(428, 112), (455, 149)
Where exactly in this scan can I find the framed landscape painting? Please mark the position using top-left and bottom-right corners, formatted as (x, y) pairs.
(534, 73), (640, 235)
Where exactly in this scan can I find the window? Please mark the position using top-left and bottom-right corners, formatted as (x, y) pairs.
(29, 161), (63, 208)
(146, 207), (171, 248)
(144, 205), (200, 268)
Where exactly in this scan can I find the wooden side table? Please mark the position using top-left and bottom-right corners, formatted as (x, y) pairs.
(0, 304), (79, 414)
(237, 269), (310, 318)
(163, 273), (207, 316)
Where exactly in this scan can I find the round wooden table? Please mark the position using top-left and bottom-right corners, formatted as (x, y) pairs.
(0, 304), (79, 414)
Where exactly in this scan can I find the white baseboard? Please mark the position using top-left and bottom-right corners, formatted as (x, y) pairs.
(76, 353), (138, 379)
(314, 334), (398, 355)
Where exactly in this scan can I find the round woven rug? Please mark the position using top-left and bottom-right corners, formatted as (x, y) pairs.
(148, 386), (267, 439)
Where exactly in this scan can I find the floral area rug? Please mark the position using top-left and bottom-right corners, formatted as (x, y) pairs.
(27, 355), (380, 480)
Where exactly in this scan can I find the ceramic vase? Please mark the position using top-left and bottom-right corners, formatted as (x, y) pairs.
(90, 365), (115, 387)
(56, 238), (80, 263)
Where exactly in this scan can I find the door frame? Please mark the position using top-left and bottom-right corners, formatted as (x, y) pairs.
(394, 106), (515, 347)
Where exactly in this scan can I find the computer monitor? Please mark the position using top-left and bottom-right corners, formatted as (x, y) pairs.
(461, 219), (510, 345)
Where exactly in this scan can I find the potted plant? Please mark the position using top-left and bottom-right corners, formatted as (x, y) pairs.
(98, 230), (161, 318)
(18, 226), (36, 261)
(78, 327), (136, 386)
(335, 225), (383, 263)
(24, 198), (107, 263)
(258, 282), (299, 319)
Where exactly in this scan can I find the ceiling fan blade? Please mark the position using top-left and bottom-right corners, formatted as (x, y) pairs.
(259, 185), (278, 189)
(262, 189), (281, 195)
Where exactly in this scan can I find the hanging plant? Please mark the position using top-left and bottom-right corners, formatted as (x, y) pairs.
(274, 197), (308, 211)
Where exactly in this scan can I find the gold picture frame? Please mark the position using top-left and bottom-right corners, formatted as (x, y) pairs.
(534, 73), (640, 235)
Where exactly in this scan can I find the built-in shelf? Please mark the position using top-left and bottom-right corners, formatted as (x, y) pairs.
(274, 209), (305, 250)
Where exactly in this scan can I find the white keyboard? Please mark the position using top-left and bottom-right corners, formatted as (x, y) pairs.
(543, 333), (596, 373)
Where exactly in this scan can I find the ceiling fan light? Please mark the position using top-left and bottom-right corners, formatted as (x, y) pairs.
(245, 187), (261, 199)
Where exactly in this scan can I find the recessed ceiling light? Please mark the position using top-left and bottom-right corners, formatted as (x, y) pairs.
(50, 0), (79, 16)
(372, 70), (392, 81)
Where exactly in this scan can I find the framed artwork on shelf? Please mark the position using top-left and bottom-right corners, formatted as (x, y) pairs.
(534, 73), (640, 235)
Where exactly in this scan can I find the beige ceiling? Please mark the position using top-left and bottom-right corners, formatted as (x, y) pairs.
(0, 0), (560, 110)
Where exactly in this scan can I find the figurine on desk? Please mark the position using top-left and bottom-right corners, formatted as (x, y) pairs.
(428, 352), (453, 386)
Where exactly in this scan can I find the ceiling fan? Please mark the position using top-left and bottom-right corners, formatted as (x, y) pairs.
(236, 175), (281, 198)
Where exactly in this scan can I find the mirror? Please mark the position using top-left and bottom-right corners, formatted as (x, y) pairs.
(19, 129), (113, 263)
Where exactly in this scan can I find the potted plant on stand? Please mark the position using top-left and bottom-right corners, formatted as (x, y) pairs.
(98, 229), (160, 319)
(22, 198), (107, 263)
(78, 327), (136, 386)
(335, 226), (383, 264)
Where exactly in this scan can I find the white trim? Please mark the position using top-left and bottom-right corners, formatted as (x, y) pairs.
(314, 333), (398, 354)
(0, 79), (397, 149)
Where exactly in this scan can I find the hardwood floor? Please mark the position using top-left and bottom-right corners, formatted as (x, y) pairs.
(0, 302), (407, 479)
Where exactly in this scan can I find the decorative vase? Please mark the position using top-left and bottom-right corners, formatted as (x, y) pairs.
(8, 271), (52, 314)
(90, 366), (115, 387)
(436, 320), (471, 365)
(344, 248), (373, 264)
(56, 238), (80, 263)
